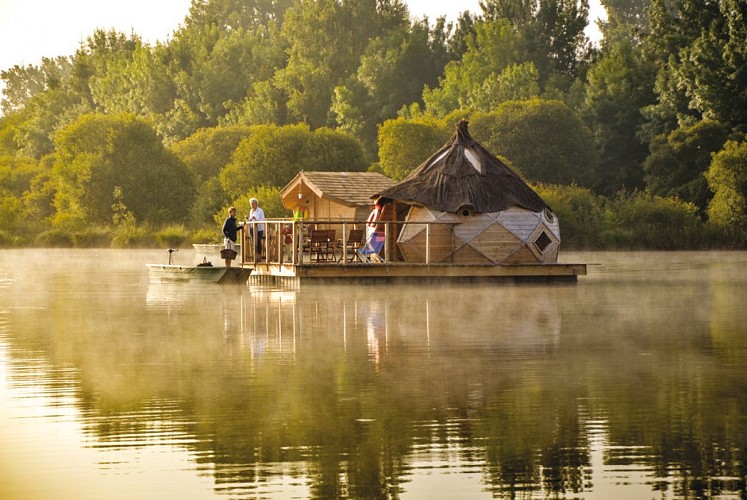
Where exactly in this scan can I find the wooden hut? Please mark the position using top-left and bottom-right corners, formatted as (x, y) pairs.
(280, 171), (396, 221)
(375, 120), (561, 264)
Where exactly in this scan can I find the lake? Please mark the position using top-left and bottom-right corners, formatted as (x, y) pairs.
(1, 249), (745, 499)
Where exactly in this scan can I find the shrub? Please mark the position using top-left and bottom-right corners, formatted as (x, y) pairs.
(706, 140), (747, 228)
(35, 228), (74, 247)
(191, 228), (219, 244)
(533, 183), (604, 249)
(111, 224), (155, 248)
(600, 191), (703, 249)
(0, 229), (21, 247)
(71, 227), (112, 248)
(155, 224), (190, 248)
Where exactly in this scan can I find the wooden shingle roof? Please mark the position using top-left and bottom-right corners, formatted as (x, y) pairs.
(283, 171), (396, 207)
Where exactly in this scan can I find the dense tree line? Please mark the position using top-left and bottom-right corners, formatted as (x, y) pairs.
(0, 0), (745, 248)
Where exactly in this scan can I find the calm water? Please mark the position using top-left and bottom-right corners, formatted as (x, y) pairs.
(1, 249), (745, 499)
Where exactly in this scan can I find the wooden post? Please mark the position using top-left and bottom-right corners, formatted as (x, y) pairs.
(384, 222), (389, 263)
(425, 223), (431, 265)
(276, 221), (281, 264)
(342, 222), (348, 264)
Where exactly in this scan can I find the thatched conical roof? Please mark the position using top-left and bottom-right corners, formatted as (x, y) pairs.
(377, 120), (549, 214)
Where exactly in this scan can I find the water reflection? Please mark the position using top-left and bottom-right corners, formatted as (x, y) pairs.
(0, 249), (746, 498)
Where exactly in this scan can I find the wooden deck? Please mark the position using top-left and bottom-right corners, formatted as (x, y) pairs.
(243, 261), (586, 285)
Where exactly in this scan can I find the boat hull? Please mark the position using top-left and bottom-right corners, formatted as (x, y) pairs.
(147, 264), (251, 284)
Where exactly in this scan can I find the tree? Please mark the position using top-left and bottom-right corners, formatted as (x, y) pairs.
(643, 120), (739, 212)
(274, 0), (409, 127)
(423, 18), (526, 116)
(583, 39), (656, 195)
(52, 114), (194, 227)
(471, 99), (599, 186)
(480, 0), (592, 81)
(706, 140), (747, 228)
(171, 125), (254, 183)
(171, 125), (255, 226)
(599, 0), (652, 46)
(1, 57), (72, 115)
(0, 155), (43, 232)
(377, 117), (451, 180)
(220, 124), (367, 198)
(643, 0), (747, 137)
(332, 19), (451, 157)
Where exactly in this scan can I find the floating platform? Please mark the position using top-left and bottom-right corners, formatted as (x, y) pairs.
(243, 261), (586, 285)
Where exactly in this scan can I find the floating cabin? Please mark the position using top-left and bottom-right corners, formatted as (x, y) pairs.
(242, 121), (586, 285)
(377, 120), (561, 265)
(280, 171), (396, 222)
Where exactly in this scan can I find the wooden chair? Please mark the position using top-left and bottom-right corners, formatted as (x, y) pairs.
(309, 229), (336, 262)
(341, 228), (365, 262)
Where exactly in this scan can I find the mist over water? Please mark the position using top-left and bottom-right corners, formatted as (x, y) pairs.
(1, 249), (746, 499)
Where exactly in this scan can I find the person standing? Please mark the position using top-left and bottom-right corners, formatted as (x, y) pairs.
(222, 206), (241, 267)
(248, 198), (266, 261)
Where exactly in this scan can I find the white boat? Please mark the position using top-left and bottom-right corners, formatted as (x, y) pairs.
(146, 263), (251, 284)
(147, 248), (250, 284)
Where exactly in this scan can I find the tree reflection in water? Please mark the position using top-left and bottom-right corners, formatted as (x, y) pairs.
(1, 249), (745, 498)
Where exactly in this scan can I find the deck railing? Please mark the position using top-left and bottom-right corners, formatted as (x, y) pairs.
(240, 219), (444, 266)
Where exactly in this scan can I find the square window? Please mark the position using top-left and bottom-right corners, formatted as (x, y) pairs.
(534, 231), (552, 253)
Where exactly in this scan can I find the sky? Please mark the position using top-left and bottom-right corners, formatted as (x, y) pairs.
(0, 0), (603, 76)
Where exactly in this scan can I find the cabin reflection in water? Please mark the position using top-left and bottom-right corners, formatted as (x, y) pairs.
(186, 285), (563, 364)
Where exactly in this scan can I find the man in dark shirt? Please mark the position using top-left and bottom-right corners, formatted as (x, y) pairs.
(222, 206), (241, 267)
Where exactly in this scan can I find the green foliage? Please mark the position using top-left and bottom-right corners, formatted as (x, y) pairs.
(111, 186), (137, 228)
(190, 177), (231, 227)
(0, 229), (22, 247)
(470, 99), (599, 187)
(645, 0), (747, 131)
(600, 190), (703, 249)
(220, 124), (367, 197)
(70, 227), (112, 247)
(191, 227), (219, 244)
(155, 224), (191, 248)
(227, 185), (292, 223)
(643, 120), (738, 212)
(377, 117), (451, 180)
(52, 113), (195, 226)
(35, 228), (74, 247)
(1, 0), (744, 251)
(706, 140), (747, 228)
(171, 125), (254, 183)
(533, 183), (604, 248)
(110, 224), (155, 248)
(0, 56), (72, 115)
(583, 39), (655, 194)
(332, 20), (452, 156)
(0, 192), (23, 231)
(0, 155), (45, 232)
(423, 18), (525, 116)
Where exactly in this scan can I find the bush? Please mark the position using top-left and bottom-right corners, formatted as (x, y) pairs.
(0, 229), (21, 247)
(111, 225), (155, 248)
(600, 191), (703, 249)
(155, 224), (190, 248)
(35, 228), (74, 247)
(706, 140), (747, 228)
(71, 227), (112, 248)
(533, 183), (604, 249)
(191, 228), (219, 244)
